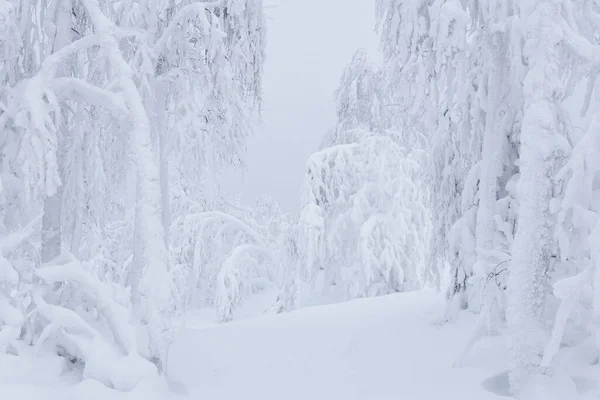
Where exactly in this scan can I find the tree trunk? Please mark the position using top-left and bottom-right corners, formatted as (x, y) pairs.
(41, 194), (62, 262)
(507, 0), (566, 393)
(474, 21), (513, 325)
(42, 0), (73, 263)
(81, 0), (170, 367)
(157, 85), (170, 247)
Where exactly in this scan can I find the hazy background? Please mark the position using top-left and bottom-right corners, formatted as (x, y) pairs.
(223, 0), (381, 213)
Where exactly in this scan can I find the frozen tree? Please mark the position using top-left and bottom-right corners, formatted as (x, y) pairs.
(439, 1), (523, 332)
(375, 0), (600, 393)
(427, 0), (474, 315)
(375, 0), (518, 330)
(320, 49), (389, 148)
(512, 0), (600, 389)
(171, 196), (294, 322)
(300, 134), (430, 301)
(467, 2), (521, 324)
(0, 0), (266, 387)
(376, 0), (455, 295)
(390, 0), (600, 393)
(297, 44), (432, 302)
(152, 0), (265, 201)
(0, 0), (168, 381)
(160, 0), (266, 318)
(506, 0), (575, 390)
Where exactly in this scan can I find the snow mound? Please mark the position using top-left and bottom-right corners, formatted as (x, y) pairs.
(0, 352), (169, 400)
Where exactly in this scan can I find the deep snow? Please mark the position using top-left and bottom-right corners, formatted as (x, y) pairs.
(5, 289), (600, 399)
(168, 290), (507, 400)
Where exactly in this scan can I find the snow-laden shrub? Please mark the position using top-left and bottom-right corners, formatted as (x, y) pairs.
(170, 195), (295, 322)
(31, 253), (158, 390)
(299, 133), (430, 301)
(0, 217), (156, 389)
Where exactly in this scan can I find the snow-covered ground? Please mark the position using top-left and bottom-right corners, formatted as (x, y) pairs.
(167, 290), (509, 400)
(5, 289), (600, 399)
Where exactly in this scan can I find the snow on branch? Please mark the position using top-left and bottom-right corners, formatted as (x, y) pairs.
(0, 214), (42, 350)
(37, 34), (111, 79)
(541, 269), (591, 367)
(191, 211), (275, 321)
(79, 0), (135, 78)
(0, 214), (41, 254)
(216, 243), (273, 322)
(33, 289), (102, 353)
(560, 18), (600, 67)
(189, 211), (270, 249)
(48, 78), (127, 111)
(154, 1), (225, 54)
(36, 252), (137, 355)
(0, 216), (41, 294)
(33, 252), (159, 390)
(171, 202), (288, 321)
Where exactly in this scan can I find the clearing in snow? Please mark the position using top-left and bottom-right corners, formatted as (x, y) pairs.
(168, 290), (507, 400)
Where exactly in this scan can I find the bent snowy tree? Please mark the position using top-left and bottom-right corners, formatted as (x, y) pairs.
(0, 0), (266, 389)
(300, 134), (429, 301)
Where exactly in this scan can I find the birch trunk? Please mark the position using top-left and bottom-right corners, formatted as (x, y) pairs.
(42, 0), (72, 263)
(507, 0), (567, 392)
(81, 0), (170, 367)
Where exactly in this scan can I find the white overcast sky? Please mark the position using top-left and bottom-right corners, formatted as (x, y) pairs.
(223, 0), (381, 213)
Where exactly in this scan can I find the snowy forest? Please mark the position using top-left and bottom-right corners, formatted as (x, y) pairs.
(2, 0), (600, 399)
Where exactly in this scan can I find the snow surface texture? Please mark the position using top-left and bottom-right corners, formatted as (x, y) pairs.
(4, 289), (600, 399)
(169, 290), (600, 400)
(169, 290), (506, 400)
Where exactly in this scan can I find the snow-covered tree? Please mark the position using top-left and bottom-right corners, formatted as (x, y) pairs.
(375, 0), (600, 394)
(436, 1), (523, 332)
(0, 0), (168, 379)
(296, 46), (432, 302)
(161, 0), (266, 319)
(320, 49), (389, 149)
(375, 0), (448, 294)
(375, 0), (520, 331)
(171, 195), (294, 322)
(0, 0), (266, 388)
(503, 0), (600, 390)
(300, 132), (429, 300)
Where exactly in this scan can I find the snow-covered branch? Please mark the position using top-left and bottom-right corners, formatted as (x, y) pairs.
(216, 243), (273, 322)
(36, 253), (137, 355)
(38, 34), (111, 79)
(0, 215), (41, 253)
(189, 211), (270, 249)
(541, 268), (591, 367)
(154, 1), (225, 54)
(49, 78), (127, 111)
